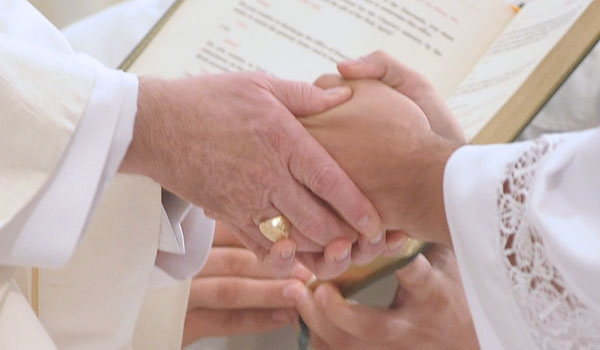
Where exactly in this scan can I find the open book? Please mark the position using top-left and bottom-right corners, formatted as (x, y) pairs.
(121, 0), (600, 295)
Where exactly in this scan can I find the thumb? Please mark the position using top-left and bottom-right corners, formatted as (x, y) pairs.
(393, 254), (436, 304)
(268, 78), (352, 116)
(338, 51), (465, 142)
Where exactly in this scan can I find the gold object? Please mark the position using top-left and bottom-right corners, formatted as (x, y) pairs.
(307, 238), (427, 297)
(259, 215), (292, 242)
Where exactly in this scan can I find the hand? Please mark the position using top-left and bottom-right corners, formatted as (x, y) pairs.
(287, 245), (479, 350)
(121, 72), (383, 278)
(337, 51), (465, 142)
(183, 222), (313, 346)
(301, 52), (466, 245)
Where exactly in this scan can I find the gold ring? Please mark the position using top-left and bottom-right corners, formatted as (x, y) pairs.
(259, 215), (291, 242)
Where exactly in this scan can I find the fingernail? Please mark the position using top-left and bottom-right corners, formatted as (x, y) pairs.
(369, 231), (385, 244)
(334, 246), (351, 262)
(305, 274), (318, 289)
(324, 86), (351, 96)
(283, 283), (306, 302)
(340, 58), (364, 67)
(280, 245), (295, 260)
(387, 235), (407, 252)
(358, 215), (379, 239)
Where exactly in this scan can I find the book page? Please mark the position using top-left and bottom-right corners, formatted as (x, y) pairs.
(129, 0), (514, 97)
(448, 0), (595, 141)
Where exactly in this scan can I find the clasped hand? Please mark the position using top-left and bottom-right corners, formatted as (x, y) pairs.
(123, 49), (466, 280)
(185, 51), (476, 349)
(122, 71), (386, 279)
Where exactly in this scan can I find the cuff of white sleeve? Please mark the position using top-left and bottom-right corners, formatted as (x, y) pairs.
(157, 190), (191, 255)
(150, 206), (215, 287)
(2, 57), (137, 268)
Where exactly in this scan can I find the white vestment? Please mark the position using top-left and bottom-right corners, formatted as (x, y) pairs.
(0, 1), (214, 349)
(445, 128), (600, 349)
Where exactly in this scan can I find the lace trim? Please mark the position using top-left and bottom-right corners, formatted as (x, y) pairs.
(498, 138), (600, 349)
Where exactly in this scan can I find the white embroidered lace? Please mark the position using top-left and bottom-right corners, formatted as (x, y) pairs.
(498, 138), (600, 349)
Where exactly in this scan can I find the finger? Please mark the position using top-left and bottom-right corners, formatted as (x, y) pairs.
(195, 246), (275, 279)
(253, 205), (324, 252)
(393, 254), (437, 304)
(285, 132), (381, 241)
(310, 335), (335, 350)
(309, 333), (361, 350)
(183, 307), (296, 345)
(313, 284), (407, 344)
(188, 277), (300, 310)
(336, 53), (386, 80)
(383, 230), (409, 257)
(290, 262), (315, 283)
(269, 78), (382, 242)
(422, 243), (454, 270)
(212, 221), (244, 247)
(421, 243), (462, 281)
(338, 51), (431, 104)
(264, 241), (315, 282)
(267, 77), (351, 117)
(273, 180), (359, 247)
(288, 225), (327, 252)
(338, 51), (464, 141)
(262, 239), (298, 278)
(313, 74), (345, 90)
(350, 232), (385, 266)
(224, 224), (302, 278)
(224, 207), (321, 254)
(285, 283), (352, 346)
(223, 223), (271, 260)
(296, 238), (352, 280)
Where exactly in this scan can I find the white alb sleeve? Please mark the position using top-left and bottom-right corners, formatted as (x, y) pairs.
(61, 0), (214, 284)
(444, 127), (600, 349)
(0, 0), (138, 268)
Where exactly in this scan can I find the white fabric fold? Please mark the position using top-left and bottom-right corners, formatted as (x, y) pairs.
(0, 0), (137, 268)
(444, 127), (600, 348)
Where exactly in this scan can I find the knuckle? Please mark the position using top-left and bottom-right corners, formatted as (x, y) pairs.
(215, 283), (240, 306)
(296, 217), (326, 239)
(288, 82), (314, 111)
(247, 71), (270, 86)
(223, 311), (245, 330)
(223, 254), (246, 276)
(263, 122), (290, 154)
(412, 75), (435, 94)
(308, 165), (341, 195)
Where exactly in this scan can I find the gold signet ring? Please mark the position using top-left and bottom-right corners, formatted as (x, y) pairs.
(259, 215), (292, 242)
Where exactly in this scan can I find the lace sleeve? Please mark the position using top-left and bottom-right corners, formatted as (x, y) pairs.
(498, 138), (600, 349)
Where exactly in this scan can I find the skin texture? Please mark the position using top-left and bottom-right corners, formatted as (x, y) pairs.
(120, 72), (385, 278)
(300, 76), (460, 245)
(183, 222), (312, 346)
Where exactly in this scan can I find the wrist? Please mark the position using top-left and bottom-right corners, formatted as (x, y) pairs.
(386, 135), (461, 246)
(120, 78), (169, 180)
(420, 137), (461, 246)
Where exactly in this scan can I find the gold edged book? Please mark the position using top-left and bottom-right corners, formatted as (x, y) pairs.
(121, 0), (600, 296)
